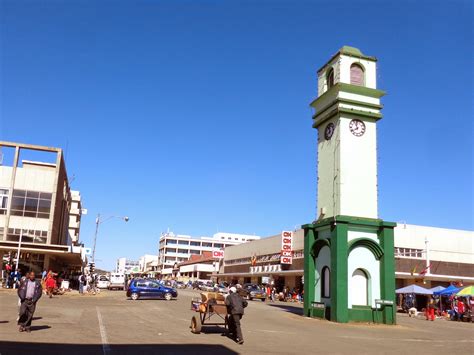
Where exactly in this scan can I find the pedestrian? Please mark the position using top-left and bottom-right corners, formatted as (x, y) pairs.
(79, 273), (86, 294)
(426, 297), (435, 321)
(17, 271), (42, 333)
(225, 286), (248, 344)
(457, 298), (465, 321)
(17, 272), (29, 321)
(41, 269), (47, 280)
(45, 273), (56, 298)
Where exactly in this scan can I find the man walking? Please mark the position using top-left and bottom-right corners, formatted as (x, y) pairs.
(17, 271), (42, 333)
(225, 286), (248, 344)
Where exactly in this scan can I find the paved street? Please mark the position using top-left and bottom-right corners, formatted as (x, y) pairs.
(0, 288), (472, 355)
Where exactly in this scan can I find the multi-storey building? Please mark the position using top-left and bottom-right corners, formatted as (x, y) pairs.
(0, 141), (86, 276)
(157, 231), (260, 277)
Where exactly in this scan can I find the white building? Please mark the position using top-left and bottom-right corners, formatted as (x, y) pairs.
(139, 254), (158, 273)
(115, 257), (140, 274)
(394, 224), (474, 286)
(158, 231), (260, 277)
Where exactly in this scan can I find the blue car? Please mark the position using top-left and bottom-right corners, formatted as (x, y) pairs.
(126, 279), (178, 301)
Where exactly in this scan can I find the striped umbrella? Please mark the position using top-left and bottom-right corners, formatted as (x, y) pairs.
(456, 286), (474, 297)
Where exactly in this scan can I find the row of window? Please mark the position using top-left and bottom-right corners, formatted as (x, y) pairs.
(4, 228), (48, 244)
(164, 239), (227, 248)
(395, 248), (423, 258)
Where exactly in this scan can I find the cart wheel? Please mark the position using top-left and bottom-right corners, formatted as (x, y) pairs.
(191, 315), (202, 334)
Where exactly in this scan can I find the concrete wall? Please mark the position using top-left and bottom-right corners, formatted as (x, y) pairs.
(395, 224), (474, 264)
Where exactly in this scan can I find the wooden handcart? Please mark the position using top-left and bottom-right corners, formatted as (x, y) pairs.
(190, 292), (228, 334)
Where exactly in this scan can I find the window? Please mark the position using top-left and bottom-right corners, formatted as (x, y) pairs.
(321, 266), (330, 298)
(177, 249), (188, 254)
(190, 241), (200, 247)
(190, 250), (200, 255)
(202, 242), (212, 247)
(178, 240), (189, 245)
(10, 189), (51, 219)
(0, 189), (8, 215)
(327, 68), (335, 89)
(166, 239), (177, 245)
(395, 247), (423, 259)
(6, 228), (47, 244)
(350, 63), (364, 86)
(166, 248), (177, 253)
(214, 243), (223, 248)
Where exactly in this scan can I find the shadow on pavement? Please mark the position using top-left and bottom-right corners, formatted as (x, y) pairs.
(0, 321), (9, 324)
(268, 303), (304, 315)
(30, 325), (52, 331)
(0, 342), (238, 355)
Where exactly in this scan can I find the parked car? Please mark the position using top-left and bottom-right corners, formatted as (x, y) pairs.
(200, 281), (215, 292)
(127, 279), (178, 301)
(97, 275), (110, 289)
(192, 281), (204, 290)
(175, 281), (186, 289)
(239, 283), (267, 301)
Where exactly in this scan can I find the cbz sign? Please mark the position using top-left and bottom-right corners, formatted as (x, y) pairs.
(281, 231), (293, 264)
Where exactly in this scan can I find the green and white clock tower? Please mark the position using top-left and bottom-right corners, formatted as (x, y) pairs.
(303, 46), (397, 324)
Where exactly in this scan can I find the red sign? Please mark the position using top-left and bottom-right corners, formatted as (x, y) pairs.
(212, 250), (224, 259)
(281, 231), (293, 264)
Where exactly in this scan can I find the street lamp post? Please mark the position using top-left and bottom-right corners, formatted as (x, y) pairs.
(91, 213), (129, 264)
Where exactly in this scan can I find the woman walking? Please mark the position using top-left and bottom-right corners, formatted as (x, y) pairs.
(45, 272), (56, 298)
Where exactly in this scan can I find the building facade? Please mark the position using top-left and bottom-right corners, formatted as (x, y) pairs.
(158, 231), (260, 277)
(138, 254), (158, 273)
(219, 224), (473, 290)
(115, 257), (140, 274)
(0, 141), (86, 276)
(176, 251), (220, 281)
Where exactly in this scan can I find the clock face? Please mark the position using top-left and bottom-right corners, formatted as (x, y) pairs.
(324, 123), (335, 140)
(349, 119), (366, 137)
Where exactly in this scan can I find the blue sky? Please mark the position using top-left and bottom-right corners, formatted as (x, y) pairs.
(1, 1), (472, 270)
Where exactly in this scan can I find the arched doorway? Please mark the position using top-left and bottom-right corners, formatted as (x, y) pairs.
(351, 269), (369, 306)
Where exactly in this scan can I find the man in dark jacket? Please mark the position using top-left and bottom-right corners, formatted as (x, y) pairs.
(225, 286), (248, 344)
(17, 271), (42, 332)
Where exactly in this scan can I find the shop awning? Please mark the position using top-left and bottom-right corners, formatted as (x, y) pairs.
(213, 269), (304, 277)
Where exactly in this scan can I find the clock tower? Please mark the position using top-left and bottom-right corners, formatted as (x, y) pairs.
(313, 46), (384, 220)
(303, 47), (396, 325)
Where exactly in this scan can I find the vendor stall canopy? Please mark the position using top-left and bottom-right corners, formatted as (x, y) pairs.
(395, 285), (433, 295)
(433, 285), (460, 296)
(429, 286), (446, 293)
(456, 286), (474, 297)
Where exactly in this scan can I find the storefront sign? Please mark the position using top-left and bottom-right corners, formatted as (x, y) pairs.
(281, 231), (293, 264)
(212, 250), (224, 259)
(250, 264), (282, 274)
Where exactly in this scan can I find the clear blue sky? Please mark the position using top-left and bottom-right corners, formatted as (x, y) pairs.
(1, 1), (472, 270)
